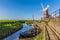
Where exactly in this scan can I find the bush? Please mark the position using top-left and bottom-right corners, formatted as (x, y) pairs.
(25, 20), (32, 25)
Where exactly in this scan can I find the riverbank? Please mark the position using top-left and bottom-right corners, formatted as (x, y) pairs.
(20, 37), (33, 40)
(19, 31), (43, 40)
(19, 21), (43, 40)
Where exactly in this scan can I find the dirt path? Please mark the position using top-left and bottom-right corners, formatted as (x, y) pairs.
(45, 25), (60, 40)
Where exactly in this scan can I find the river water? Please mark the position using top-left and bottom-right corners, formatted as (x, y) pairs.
(4, 24), (33, 40)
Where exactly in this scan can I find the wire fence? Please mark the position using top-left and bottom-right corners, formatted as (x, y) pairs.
(51, 9), (60, 18)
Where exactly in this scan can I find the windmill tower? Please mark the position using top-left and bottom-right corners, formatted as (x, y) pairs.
(41, 4), (50, 21)
(43, 6), (49, 18)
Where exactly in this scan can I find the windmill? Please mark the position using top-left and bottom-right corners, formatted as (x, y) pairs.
(41, 3), (50, 18)
(40, 3), (50, 21)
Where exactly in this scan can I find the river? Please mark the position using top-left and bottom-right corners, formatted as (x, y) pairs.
(4, 24), (33, 40)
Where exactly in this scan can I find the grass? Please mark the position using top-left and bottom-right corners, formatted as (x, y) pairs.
(0, 20), (18, 22)
(34, 31), (43, 40)
(0, 20), (22, 39)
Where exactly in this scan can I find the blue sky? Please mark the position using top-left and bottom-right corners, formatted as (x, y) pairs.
(0, 0), (60, 20)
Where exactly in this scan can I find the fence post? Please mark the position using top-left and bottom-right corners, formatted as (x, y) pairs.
(43, 26), (46, 40)
(43, 25), (45, 40)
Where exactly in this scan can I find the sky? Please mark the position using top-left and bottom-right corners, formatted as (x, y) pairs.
(0, 0), (60, 20)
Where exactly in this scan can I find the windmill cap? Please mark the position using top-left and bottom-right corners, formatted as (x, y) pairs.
(43, 8), (48, 11)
